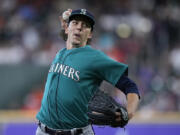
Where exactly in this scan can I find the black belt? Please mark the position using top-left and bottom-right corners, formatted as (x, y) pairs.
(38, 122), (83, 135)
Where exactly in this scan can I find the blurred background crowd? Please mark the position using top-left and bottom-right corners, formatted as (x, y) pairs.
(0, 0), (180, 113)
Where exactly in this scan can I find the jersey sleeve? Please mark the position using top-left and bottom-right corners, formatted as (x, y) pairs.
(92, 51), (128, 86)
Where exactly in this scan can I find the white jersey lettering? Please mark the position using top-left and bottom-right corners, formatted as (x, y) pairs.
(57, 64), (65, 73)
(74, 71), (80, 81)
(49, 64), (55, 72)
(63, 66), (69, 76)
(49, 63), (80, 81)
(68, 68), (75, 80)
(54, 63), (59, 72)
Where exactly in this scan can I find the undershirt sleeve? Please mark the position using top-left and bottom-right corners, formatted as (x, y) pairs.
(115, 75), (140, 99)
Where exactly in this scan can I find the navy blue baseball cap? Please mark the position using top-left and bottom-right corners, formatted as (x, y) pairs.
(68, 9), (95, 29)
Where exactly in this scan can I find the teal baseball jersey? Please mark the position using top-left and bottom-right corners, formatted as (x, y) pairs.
(36, 45), (128, 129)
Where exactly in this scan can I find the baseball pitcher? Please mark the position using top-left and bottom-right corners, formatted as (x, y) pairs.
(36, 9), (140, 135)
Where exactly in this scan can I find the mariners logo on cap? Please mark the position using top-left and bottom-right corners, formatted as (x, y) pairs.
(80, 9), (87, 15)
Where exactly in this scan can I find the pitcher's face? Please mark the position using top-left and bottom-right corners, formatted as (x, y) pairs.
(66, 17), (92, 47)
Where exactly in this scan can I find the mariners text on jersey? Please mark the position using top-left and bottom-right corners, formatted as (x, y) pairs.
(49, 63), (80, 81)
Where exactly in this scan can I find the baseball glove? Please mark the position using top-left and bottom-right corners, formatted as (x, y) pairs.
(88, 89), (129, 128)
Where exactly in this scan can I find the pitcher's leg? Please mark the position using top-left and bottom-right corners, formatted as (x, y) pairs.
(35, 127), (49, 135)
(81, 125), (95, 135)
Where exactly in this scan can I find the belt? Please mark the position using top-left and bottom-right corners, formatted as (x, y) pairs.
(38, 121), (83, 135)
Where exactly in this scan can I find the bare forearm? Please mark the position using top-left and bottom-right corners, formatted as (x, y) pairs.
(127, 93), (139, 119)
(115, 75), (140, 119)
